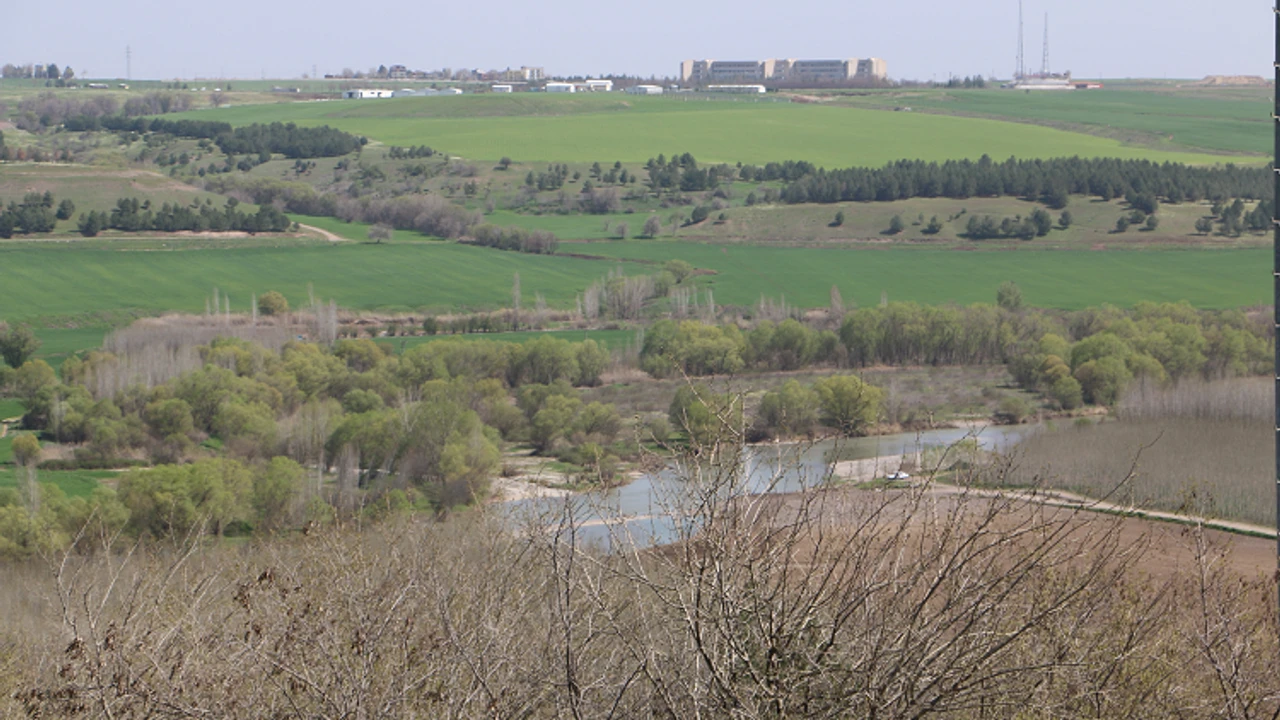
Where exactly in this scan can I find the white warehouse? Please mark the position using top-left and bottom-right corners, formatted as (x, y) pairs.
(343, 89), (394, 99)
(545, 82), (576, 93)
(625, 84), (663, 95)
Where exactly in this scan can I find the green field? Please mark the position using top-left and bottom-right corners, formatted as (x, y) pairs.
(0, 467), (110, 500)
(557, 242), (1271, 310)
(828, 87), (1271, 156)
(0, 241), (1268, 326)
(170, 95), (1234, 166)
(0, 400), (23, 422)
(32, 327), (108, 368)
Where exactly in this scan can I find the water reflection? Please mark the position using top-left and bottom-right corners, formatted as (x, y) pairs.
(505, 423), (1039, 548)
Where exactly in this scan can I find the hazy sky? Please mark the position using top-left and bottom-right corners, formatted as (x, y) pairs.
(7, 0), (1271, 81)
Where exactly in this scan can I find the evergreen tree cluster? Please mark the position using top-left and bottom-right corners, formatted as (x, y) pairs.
(64, 115), (364, 159)
(776, 155), (1269, 205)
(644, 153), (737, 192)
(86, 197), (291, 236)
(965, 208), (1053, 240)
(0, 192), (58, 238)
(388, 145), (435, 159)
(525, 164), (571, 191)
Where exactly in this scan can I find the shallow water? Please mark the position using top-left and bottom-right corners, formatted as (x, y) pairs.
(506, 424), (1040, 547)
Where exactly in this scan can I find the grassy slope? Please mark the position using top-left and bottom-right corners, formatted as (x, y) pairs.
(0, 164), (232, 229)
(492, 196), (1259, 248)
(0, 241), (1266, 323)
(170, 96), (1233, 166)
(825, 87), (1270, 156)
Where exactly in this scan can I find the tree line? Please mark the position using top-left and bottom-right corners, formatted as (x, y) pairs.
(78, 197), (292, 236)
(639, 300), (1272, 412)
(779, 155), (1270, 205)
(63, 115), (365, 159)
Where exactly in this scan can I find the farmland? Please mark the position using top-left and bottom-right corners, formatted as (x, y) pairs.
(824, 86), (1272, 156)
(169, 94), (1237, 166)
(0, 241), (1267, 328)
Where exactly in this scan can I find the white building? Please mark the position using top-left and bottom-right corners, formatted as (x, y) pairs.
(392, 88), (418, 97)
(343, 89), (394, 99)
(545, 82), (576, 93)
(706, 84), (766, 94)
(491, 84), (513, 93)
(438, 87), (463, 95)
(625, 84), (663, 95)
(582, 79), (613, 92)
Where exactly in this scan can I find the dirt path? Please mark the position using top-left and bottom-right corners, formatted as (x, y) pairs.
(935, 484), (1276, 538)
(298, 224), (346, 242)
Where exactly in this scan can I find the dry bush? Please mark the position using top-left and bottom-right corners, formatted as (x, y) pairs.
(1007, 418), (1272, 526)
(2, 425), (1278, 717)
(1118, 376), (1271, 423)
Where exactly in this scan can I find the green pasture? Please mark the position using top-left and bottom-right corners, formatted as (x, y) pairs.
(561, 242), (1270, 311)
(289, 214), (432, 243)
(375, 328), (640, 353)
(0, 242), (633, 322)
(32, 327), (108, 368)
(829, 88), (1271, 156)
(0, 467), (110, 500)
(0, 400), (24, 422)
(170, 96), (1232, 166)
(0, 240), (1268, 328)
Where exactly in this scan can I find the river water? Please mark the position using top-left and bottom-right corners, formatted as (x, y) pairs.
(506, 423), (1041, 547)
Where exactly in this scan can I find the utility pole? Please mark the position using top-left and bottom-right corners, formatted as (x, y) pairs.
(1272, 3), (1280, 616)
(125, 45), (132, 81)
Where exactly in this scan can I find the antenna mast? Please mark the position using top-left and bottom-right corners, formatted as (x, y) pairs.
(1041, 13), (1051, 76)
(1015, 0), (1025, 80)
(126, 45), (132, 81)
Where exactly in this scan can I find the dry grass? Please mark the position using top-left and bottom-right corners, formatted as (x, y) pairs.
(1006, 418), (1272, 526)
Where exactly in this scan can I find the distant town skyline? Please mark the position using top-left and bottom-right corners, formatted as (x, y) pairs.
(4, 0), (1269, 82)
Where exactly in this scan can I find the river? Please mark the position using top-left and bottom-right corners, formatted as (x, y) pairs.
(505, 423), (1041, 547)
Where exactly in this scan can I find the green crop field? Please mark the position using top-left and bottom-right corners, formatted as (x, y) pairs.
(170, 95), (1233, 166)
(32, 327), (109, 368)
(0, 467), (111, 500)
(0, 240), (1268, 328)
(561, 241), (1270, 310)
(826, 87), (1271, 156)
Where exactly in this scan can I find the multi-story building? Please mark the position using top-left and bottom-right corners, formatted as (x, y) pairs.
(855, 58), (887, 80)
(680, 57), (887, 84)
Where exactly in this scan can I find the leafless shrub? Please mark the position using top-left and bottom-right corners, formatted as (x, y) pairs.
(1006, 418), (1272, 526)
(84, 314), (296, 396)
(1117, 376), (1271, 422)
(6, 392), (1279, 717)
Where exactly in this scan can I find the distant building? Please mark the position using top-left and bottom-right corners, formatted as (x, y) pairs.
(706, 84), (766, 94)
(680, 57), (887, 84)
(438, 87), (463, 95)
(581, 79), (612, 92)
(343, 89), (394, 99)
(391, 88), (418, 97)
(491, 84), (514, 93)
(625, 84), (664, 95)
(545, 82), (576, 93)
(855, 58), (887, 80)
